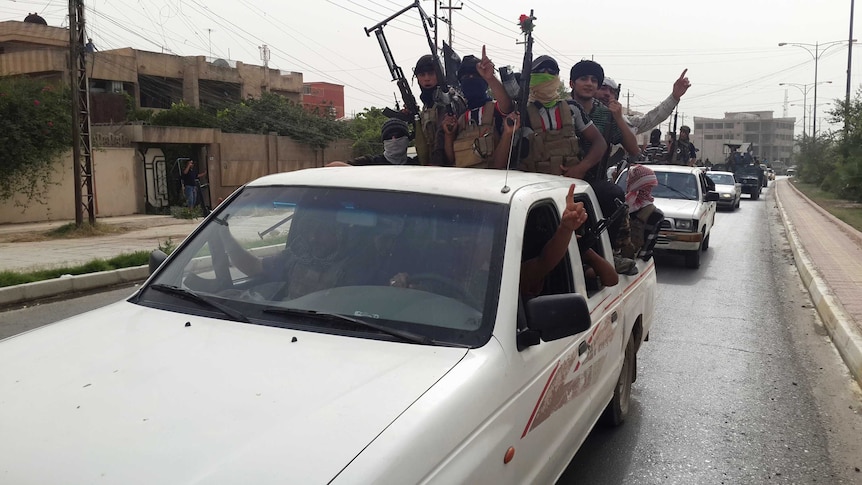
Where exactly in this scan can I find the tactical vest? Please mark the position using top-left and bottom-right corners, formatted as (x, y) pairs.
(452, 101), (497, 168)
(414, 107), (439, 166)
(520, 101), (581, 175)
(670, 139), (692, 165)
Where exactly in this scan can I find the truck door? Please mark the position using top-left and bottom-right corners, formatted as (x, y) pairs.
(570, 194), (626, 429)
(511, 193), (597, 483)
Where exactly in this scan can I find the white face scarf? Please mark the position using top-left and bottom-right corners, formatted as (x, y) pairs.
(383, 137), (410, 164)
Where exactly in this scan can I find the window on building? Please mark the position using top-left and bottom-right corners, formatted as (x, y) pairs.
(705, 123), (714, 129)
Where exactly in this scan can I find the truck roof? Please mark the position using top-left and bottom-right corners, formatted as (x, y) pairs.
(247, 166), (591, 204)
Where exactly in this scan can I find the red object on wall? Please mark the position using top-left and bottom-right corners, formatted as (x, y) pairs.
(302, 82), (345, 119)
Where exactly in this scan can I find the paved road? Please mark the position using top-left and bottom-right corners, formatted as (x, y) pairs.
(558, 184), (862, 484)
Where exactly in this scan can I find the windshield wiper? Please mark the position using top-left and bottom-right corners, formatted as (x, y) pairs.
(262, 307), (434, 345)
(149, 284), (250, 323)
(658, 182), (696, 200)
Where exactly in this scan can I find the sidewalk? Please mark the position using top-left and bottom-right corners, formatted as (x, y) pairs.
(773, 179), (862, 387)
(0, 215), (201, 307)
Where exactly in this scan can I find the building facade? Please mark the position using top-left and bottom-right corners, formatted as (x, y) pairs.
(302, 82), (345, 119)
(693, 111), (795, 166)
(0, 20), (305, 123)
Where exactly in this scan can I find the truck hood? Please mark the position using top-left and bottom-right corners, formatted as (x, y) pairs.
(653, 198), (700, 219)
(0, 301), (468, 484)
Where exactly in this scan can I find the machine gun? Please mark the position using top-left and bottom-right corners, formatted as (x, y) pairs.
(364, 1), (464, 122)
(364, 5), (420, 123)
(506, 11), (536, 169)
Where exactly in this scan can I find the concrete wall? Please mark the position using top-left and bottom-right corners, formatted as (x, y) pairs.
(0, 129), (355, 224)
(0, 148), (144, 224)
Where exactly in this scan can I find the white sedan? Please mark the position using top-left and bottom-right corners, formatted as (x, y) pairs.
(707, 171), (742, 210)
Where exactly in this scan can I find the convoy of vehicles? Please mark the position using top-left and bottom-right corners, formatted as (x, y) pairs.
(0, 167), (657, 484)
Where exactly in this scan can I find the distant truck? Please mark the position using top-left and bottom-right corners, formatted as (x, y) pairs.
(711, 143), (765, 200)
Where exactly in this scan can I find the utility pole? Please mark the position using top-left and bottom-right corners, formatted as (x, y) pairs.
(625, 90), (631, 115)
(69, 0), (95, 227)
(439, 1), (462, 50)
(259, 44), (270, 92)
(433, 1), (438, 54)
(846, 0), (855, 139)
(207, 28), (213, 57)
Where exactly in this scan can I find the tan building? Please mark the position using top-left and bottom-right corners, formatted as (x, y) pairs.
(0, 20), (354, 224)
(693, 111), (795, 166)
(0, 20), (303, 122)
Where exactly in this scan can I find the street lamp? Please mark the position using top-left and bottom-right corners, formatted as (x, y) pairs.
(790, 101), (833, 136)
(779, 40), (855, 135)
(780, 81), (832, 136)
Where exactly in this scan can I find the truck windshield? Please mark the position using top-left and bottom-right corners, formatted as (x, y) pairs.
(139, 186), (507, 348)
(707, 173), (735, 185)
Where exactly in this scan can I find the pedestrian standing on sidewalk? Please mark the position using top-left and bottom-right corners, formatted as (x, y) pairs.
(181, 159), (207, 208)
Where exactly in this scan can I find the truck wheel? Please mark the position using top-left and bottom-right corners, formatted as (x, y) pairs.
(602, 335), (635, 426)
(702, 233), (710, 251)
(752, 190), (760, 201)
(684, 247), (701, 268)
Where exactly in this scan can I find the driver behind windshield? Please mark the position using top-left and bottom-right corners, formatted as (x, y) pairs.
(219, 205), (360, 300)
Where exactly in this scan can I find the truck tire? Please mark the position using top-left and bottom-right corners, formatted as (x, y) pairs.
(602, 334), (635, 426)
(702, 233), (710, 251)
(752, 189), (760, 201)
(684, 246), (701, 268)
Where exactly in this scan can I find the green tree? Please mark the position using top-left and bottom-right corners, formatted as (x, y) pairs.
(150, 101), (217, 128)
(826, 94), (862, 200)
(217, 92), (347, 149)
(0, 77), (73, 203)
(348, 107), (388, 157)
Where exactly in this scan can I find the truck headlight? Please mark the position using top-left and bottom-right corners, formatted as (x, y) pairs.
(721, 193), (731, 198)
(675, 219), (694, 231)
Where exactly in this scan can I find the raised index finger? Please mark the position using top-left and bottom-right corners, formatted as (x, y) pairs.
(482, 45), (487, 60)
(679, 68), (688, 80)
(566, 183), (576, 206)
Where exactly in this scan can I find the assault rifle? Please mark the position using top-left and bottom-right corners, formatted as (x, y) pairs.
(364, 1), (464, 122)
(667, 108), (679, 164)
(577, 198), (629, 254)
(506, 11), (536, 169)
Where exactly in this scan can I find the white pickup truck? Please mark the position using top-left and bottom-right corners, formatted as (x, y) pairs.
(618, 164), (718, 269)
(0, 167), (656, 484)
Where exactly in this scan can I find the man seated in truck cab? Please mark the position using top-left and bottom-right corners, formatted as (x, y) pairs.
(218, 203), (362, 300)
(520, 184), (618, 299)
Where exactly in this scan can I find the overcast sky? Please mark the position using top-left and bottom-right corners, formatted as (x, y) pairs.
(4, 0), (858, 134)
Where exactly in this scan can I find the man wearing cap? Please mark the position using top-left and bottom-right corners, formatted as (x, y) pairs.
(505, 54), (606, 176)
(442, 46), (513, 168)
(413, 54), (456, 166)
(569, 60), (640, 185)
(669, 125), (695, 166)
(329, 118), (418, 166)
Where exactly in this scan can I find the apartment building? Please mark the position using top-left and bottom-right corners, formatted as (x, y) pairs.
(693, 111), (795, 165)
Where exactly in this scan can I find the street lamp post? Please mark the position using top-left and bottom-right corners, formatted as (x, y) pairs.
(780, 81), (832, 137)
(779, 40), (855, 135)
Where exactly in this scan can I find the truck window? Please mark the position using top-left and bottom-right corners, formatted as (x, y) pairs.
(521, 202), (575, 297)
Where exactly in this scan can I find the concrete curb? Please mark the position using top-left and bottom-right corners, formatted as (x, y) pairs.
(775, 182), (862, 388)
(0, 265), (148, 307)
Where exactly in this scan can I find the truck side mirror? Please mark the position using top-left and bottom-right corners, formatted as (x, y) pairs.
(518, 293), (591, 349)
(149, 249), (168, 274)
(704, 191), (719, 202)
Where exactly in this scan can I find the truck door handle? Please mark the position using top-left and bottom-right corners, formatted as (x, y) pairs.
(578, 341), (590, 356)
(611, 312), (618, 323)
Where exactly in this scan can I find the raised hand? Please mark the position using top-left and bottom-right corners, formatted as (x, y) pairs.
(560, 183), (588, 231)
(672, 68), (691, 100)
(476, 45), (496, 81)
